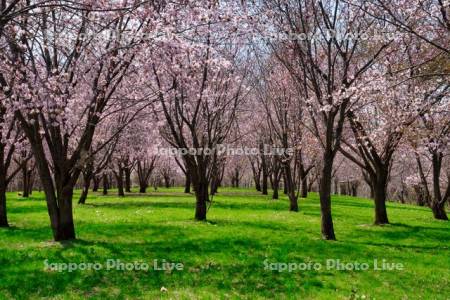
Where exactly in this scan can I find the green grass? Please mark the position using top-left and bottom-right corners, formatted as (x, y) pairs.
(0, 188), (449, 299)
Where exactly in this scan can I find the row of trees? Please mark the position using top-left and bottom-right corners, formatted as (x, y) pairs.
(0, 0), (448, 241)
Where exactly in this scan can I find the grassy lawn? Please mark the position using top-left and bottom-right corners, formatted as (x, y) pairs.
(0, 188), (449, 299)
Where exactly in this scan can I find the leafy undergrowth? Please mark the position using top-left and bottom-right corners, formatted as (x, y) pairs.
(0, 188), (448, 299)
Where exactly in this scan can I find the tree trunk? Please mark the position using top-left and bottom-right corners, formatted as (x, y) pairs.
(255, 177), (261, 192)
(272, 184), (279, 199)
(210, 178), (219, 195)
(124, 167), (132, 193)
(27, 171), (34, 196)
(92, 176), (99, 192)
(319, 153), (336, 240)
(301, 177), (308, 198)
(22, 163), (30, 198)
(431, 153), (448, 220)
(184, 173), (191, 193)
(194, 180), (208, 221)
(0, 186), (8, 227)
(139, 184), (147, 193)
(103, 173), (108, 195)
(372, 171), (389, 225)
(413, 185), (426, 206)
(53, 188), (76, 241)
(164, 176), (170, 188)
(260, 145), (268, 195)
(78, 172), (92, 204)
(261, 168), (268, 195)
(431, 202), (448, 220)
(116, 167), (125, 197)
(284, 165), (298, 211)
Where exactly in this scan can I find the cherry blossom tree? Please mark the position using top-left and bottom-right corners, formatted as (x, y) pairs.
(145, 1), (248, 220)
(408, 96), (450, 220)
(1, 2), (155, 240)
(255, 0), (391, 239)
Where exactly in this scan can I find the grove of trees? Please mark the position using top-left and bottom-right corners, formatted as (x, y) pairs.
(0, 0), (448, 241)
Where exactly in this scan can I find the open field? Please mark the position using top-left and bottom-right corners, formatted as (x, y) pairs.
(0, 188), (449, 299)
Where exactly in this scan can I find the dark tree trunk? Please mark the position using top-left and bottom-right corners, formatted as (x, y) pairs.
(272, 184), (279, 199)
(334, 177), (339, 195)
(139, 184), (147, 193)
(284, 164), (298, 212)
(0, 186), (8, 227)
(163, 176), (170, 188)
(301, 177), (308, 198)
(431, 202), (448, 220)
(284, 165), (298, 212)
(210, 178), (219, 195)
(430, 153), (448, 220)
(137, 160), (154, 194)
(289, 194), (298, 211)
(194, 180), (208, 221)
(124, 167), (132, 193)
(92, 176), (100, 192)
(102, 173), (108, 195)
(372, 170), (389, 225)
(78, 172), (92, 204)
(413, 185), (426, 206)
(27, 171), (34, 196)
(350, 181), (359, 197)
(22, 163), (30, 198)
(188, 162), (209, 221)
(184, 173), (191, 193)
(255, 177), (261, 192)
(28, 171), (35, 196)
(260, 144), (268, 195)
(319, 153), (336, 240)
(53, 189), (76, 241)
(261, 167), (268, 195)
(116, 166), (125, 197)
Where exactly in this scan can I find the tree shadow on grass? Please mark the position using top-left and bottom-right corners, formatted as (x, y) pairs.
(80, 199), (293, 212)
(349, 222), (450, 251)
(0, 225), (52, 242)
